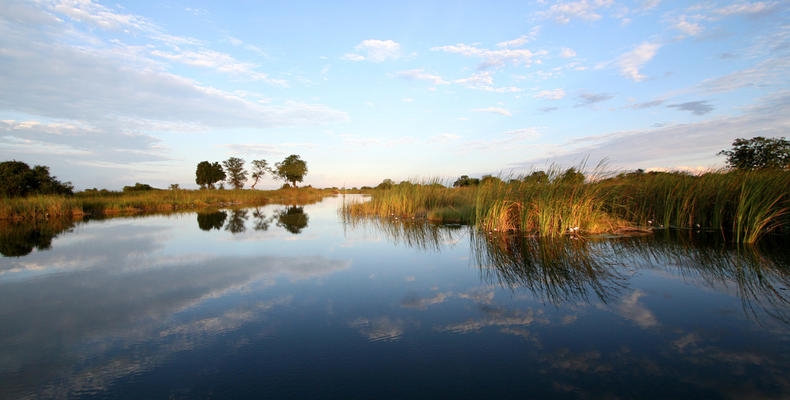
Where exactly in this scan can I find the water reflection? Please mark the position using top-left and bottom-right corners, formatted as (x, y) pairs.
(275, 205), (309, 234)
(343, 215), (464, 251)
(225, 209), (249, 234)
(1, 197), (789, 399)
(0, 218), (76, 257)
(473, 232), (626, 304)
(197, 210), (227, 231)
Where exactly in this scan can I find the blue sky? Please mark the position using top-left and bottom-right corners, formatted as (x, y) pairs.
(0, 0), (788, 189)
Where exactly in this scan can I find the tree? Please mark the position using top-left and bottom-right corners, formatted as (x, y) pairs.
(195, 161), (226, 189)
(718, 137), (790, 170)
(0, 161), (73, 197)
(223, 157), (247, 189)
(275, 154), (308, 188)
(480, 175), (502, 185)
(452, 175), (480, 187)
(556, 167), (585, 184)
(123, 183), (155, 192)
(249, 159), (269, 190)
(523, 171), (549, 184)
(376, 179), (395, 190)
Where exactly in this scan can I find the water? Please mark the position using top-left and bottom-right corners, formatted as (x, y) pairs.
(1, 195), (789, 399)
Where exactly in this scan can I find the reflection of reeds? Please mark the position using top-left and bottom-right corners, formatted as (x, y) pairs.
(472, 232), (626, 304)
(342, 169), (790, 243)
(1, 188), (330, 221)
(471, 227), (790, 324)
(342, 211), (464, 252)
(612, 231), (790, 324)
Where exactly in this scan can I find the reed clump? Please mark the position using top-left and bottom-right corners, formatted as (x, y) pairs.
(342, 169), (790, 243)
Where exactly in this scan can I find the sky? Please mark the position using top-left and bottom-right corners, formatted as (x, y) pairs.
(0, 0), (788, 189)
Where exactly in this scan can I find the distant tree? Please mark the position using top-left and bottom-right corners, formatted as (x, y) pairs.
(0, 161), (73, 197)
(195, 161), (226, 189)
(169, 183), (180, 190)
(223, 157), (247, 189)
(376, 178), (395, 190)
(123, 183), (155, 192)
(556, 168), (585, 184)
(453, 175), (480, 187)
(718, 137), (790, 170)
(249, 159), (269, 190)
(523, 171), (549, 184)
(275, 154), (308, 188)
(480, 175), (503, 185)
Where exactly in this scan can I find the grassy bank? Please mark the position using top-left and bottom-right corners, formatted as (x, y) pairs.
(342, 169), (790, 243)
(0, 187), (333, 220)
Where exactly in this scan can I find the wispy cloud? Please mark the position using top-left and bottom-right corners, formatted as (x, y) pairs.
(667, 100), (714, 115)
(394, 69), (448, 85)
(576, 92), (614, 107)
(343, 39), (402, 62)
(617, 42), (661, 82)
(539, 0), (615, 24)
(431, 43), (545, 69)
(496, 26), (541, 48)
(471, 107), (512, 116)
(534, 88), (566, 100)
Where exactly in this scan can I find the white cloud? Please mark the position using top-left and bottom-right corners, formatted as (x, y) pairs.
(431, 43), (544, 69)
(453, 71), (522, 93)
(402, 98), (414, 103)
(513, 91), (790, 170)
(714, 1), (779, 16)
(394, 69), (448, 85)
(496, 26), (541, 48)
(471, 107), (512, 116)
(343, 39), (402, 62)
(560, 47), (577, 58)
(673, 16), (703, 36)
(617, 41), (661, 82)
(535, 89), (566, 100)
(540, 0), (615, 24)
(503, 128), (540, 138)
(150, 49), (287, 86)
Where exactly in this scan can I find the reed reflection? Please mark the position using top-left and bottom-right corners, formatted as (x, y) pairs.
(343, 214), (464, 251)
(473, 232), (626, 304)
(616, 231), (790, 323)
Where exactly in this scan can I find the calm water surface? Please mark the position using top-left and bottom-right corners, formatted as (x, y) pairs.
(1, 195), (789, 399)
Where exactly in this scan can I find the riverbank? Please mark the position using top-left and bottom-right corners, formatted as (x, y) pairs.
(0, 187), (335, 221)
(342, 169), (790, 243)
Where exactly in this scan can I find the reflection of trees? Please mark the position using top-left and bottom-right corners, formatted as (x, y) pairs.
(473, 232), (626, 304)
(252, 208), (270, 231)
(275, 206), (309, 234)
(196, 211), (227, 231)
(0, 219), (76, 257)
(224, 209), (248, 234)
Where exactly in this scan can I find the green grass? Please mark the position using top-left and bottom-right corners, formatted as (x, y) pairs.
(343, 169), (790, 243)
(0, 187), (332, 221)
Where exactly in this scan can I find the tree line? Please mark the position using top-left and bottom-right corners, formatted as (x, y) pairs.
(195, 154), (308, 190)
